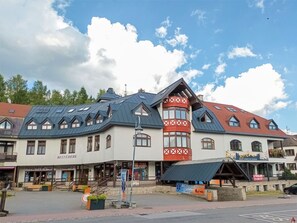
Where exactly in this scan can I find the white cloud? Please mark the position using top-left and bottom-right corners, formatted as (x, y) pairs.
(228, 46), (257, 59)
(167, 28), (188, 47)
(215, 63), (227, 75)
(155, 17), (171, 38)
(202, 64), (211, 70)
(198, 64), (288, 116)
(248, 0), (265, 13)
(191, 9), (206, 24)
(0, 1), (198, 96)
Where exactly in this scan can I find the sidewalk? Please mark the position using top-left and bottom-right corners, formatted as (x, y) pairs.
(2, 191), (297, 223)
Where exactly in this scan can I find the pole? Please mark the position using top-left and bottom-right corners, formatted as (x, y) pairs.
(129, 128), (136, 207)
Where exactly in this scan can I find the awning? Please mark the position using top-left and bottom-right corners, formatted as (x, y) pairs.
(0, 166), (15, 170)
(161, 158), (250, 182)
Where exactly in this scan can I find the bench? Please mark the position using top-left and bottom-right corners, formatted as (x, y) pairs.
(24, 185), (43, 191)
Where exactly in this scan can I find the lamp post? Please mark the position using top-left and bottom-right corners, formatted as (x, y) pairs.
(129, 116), (143, 208)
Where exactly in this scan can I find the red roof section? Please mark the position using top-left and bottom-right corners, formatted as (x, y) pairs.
(203, 101), (287, 138)
(0, 102), (32, 118)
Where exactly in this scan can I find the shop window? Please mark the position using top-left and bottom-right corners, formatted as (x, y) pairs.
(69, 139), (76, 153)
(106, 135), (111, 148)
(60, 139), (67, 154)
(37, 141), (46, 155)
(230, 139), (242, 151)
(251, 141), (262, 152)
(87, 136), (93, 152)
(26, 141), (35, 155)
(135, 133), (151, 147)
(201, 138), (215, 150)
(94, 135), (100, 151)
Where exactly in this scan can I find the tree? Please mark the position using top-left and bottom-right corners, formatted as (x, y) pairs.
(62, 89), (73, 105)
(49, 90), (63, 105)
(96, 89), (106, 101)
(29, 80), (50, 105)
(0, 74), (7, 102)
(77, 87), (89, 104)
(5, 74), (29, 104)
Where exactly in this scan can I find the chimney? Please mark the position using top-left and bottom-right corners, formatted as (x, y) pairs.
(197, 94), (204, 101)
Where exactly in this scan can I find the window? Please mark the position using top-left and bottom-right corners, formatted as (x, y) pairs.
(60, 139), (67, 154)
(26, 141), (35, 155)
(269, 122), (277, 130)
(285, 149), (295, 156)
(251, 141), (262, 152)
(87, 136), (93, 152)
(27, 121), (37, 130)
(96, 115), (104, 124)
(37, 141), (46, 155)
(201, 114), (212, 123)
(163, 132), (190, 148)
(134, 133), (151, 147)
(94, 135), (100, 151)
(106, 135), (111, 148)
(69, 139), (76, 153)
(135, 105), (149, 116)
(163, 108), (188, 120)
(0, 120), (12, 129)
(287, 163), (297, 170)
(230, 140), (242, 151)
(42, 121), (52, 130)
(250, 119), (259, 129)
(86, 117), (93, 126)
(71, 119), (80, 128)
(60, 121), (68, 129)
(201, 138), (215, 150)
(229, 117), (239, 127)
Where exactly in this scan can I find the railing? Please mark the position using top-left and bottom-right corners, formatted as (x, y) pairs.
(268, 149), (285, 158)
(0, 153), (17, 162)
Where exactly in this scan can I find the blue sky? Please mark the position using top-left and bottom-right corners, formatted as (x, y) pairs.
(0, 0), (296, 133)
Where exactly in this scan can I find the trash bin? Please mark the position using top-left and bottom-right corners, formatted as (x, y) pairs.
(41, 185), (48, 191)
(207, 191), (213, 201)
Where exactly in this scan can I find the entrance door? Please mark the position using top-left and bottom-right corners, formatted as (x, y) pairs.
(61, 171), (74, 182)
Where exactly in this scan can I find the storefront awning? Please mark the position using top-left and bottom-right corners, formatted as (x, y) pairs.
(0, 166), (15, 170)
(161, 158), (251, 182)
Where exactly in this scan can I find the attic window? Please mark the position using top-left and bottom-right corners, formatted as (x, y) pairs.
(229, 117), (239, 127)
(0, 120), (12, 130)
(27, 121), (37, 130)
(8, 109), (15, 113)
(201, 114), (212, 123)
(250, 119), (259, 129)
(60, 121), (68, 129)
(86, 117), (93, 126)
(135, 105), (149, 116)
(269, 122), (277, 130)
(42, 121), (52, 130)
(72, 119), (80, 128)
(96, 115), (103, 124)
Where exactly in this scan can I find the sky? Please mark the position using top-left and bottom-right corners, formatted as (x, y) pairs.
(0, 0), (296, 134)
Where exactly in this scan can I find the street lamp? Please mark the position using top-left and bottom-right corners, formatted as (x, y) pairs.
(129, 116), (143, 208)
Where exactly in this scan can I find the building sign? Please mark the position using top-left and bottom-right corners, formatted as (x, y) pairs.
(253, 174), (264, 181)
(120, 169), (127, 201)
(226, 151), (268, 161)
(57, 154), (77, 159)
(176, 183), (205, 195)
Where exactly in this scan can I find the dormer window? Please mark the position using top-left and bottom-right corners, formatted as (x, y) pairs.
(27, 121), (37, 130)
(96, 115), (103, 124)
(86, 117), (93, 126)
(42, 121), (52, 130)
(135, 105), (149, 116)
(250, 119), (259, 129)
(229, 117), (239, 127)
(201, 113), (212, 123)
(0, 120), (12, 129)
(60, 121), (68, 129)
(72, 119), (80, 128)
(269, 122), (277, 130)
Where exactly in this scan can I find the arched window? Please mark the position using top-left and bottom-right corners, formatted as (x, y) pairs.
(106, 135), (111, 148)
(250, 119), (259, 129)
(42, 121), (52, 130)
(229, 117), (239, 127)
(135, 133), (151, 147)
(0, 120), (12, 129)
(251, 141), (262, 152)
(201, 138), (215, 150)
(60, 121), (68, 129)
(27, 121), (37, 130)
(230, 140), (242, 151)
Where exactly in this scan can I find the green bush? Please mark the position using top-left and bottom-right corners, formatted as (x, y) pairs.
(278, 167), (297, 180)
(87, 194), (107, 200)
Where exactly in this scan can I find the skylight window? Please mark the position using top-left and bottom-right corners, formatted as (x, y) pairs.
(78, 108), (84, 111)
(68, 108), (75, 113)
(226, 107), (237, 112)
(214, 106), (221, 110)
(56, 108), (64, 113)
(139, 95), (146, 99)
(83, 107), (90, 111)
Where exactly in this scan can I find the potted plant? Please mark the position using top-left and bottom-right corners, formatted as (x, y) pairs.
(86, 194), (107, 210)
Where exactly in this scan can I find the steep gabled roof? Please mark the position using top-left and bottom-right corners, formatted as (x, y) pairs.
(203, 101), (287, 138)
(97, 88), (121, 102)
(0, 102), (32, 118)
(150, 78), (202, 111)
(274, 135), (297, 148)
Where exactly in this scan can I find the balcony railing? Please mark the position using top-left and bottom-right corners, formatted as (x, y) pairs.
(0, 153), (17, 162)
(268, 149), (285, 158)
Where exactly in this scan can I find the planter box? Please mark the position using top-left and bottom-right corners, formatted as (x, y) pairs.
(87, 199), (105, 210)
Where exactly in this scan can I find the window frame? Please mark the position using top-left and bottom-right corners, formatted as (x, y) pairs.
(134, 105), (149, 116)
(94, 135), (100, 151)
(26, 141), (35, 155)
(106, 135), (111, 149)
(27, 121), (37, 130)
(60, 139), (67, 154)
(69, 139), (76, 153)
(230, 139), (242, 151)
(37, 140), (46, 155)
(71, 119), (80, 128)
(251, 141), (262, 152)
(60, 121), (68, 129)
(250, 119), (259, 129)
(87, 136), (93, 152)
(229, 117), (239, 127)
(163, 132), (190, 148)
(134, 133), (151, 147)
(163, 108), (189, 120)
(201, 138), (215, 150)
(0, 120), (12, 129)
(42, 121), (52, 130)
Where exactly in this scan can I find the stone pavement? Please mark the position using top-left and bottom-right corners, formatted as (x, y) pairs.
(2, 191), (297, 223)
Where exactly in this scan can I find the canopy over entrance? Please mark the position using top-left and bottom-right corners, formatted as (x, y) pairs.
(161, 158), (250, 187)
